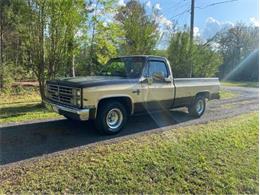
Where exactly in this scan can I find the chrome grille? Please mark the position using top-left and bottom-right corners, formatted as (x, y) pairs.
(47, 84), (74, 106)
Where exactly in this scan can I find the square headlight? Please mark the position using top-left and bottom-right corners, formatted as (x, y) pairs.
(75, 89), (81, 97)
(76, 99), (81, 106)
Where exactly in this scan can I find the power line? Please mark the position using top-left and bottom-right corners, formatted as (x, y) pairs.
(195, 0), (239, 9)
(164, 0), (190, 18)
(169, 0), (239, 20)
(170, 8), (190, 19)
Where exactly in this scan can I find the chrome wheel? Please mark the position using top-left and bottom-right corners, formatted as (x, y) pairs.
(196, 99), (204, 115)
(106, 108), (123, 130)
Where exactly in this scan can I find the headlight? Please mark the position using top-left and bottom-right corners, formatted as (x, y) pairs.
(76, 99), (81, 106)
(76, 89), (81, 96)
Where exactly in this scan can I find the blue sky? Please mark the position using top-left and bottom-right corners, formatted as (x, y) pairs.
(135, 0), (259, 39)
(150, 0), (259, 26)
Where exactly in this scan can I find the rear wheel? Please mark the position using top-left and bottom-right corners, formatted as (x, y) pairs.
(95, 101), (128, 135)
(188, 95), (206, 118)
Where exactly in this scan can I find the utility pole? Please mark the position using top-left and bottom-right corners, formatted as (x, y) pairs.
(189, 0), (195, 78)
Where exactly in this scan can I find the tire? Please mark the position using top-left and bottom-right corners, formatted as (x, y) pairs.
(188, 95), (206, 118)
(95, 101), (128, 135)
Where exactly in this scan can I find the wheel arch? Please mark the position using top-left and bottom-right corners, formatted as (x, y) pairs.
(190, 91), (210, 106)
(96, 95), (134, 118)
(195, 91), (210, 99)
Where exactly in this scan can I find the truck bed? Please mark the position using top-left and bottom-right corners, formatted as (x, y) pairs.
(174, 78), (220, 99)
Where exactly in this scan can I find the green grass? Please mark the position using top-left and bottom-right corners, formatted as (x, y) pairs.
(220, 89), (238, 99)
(221, 81), (259, 88)
(0, 103), (60, 124)
(0, 86), (41, 105)
(0, 112), (258, 194)
(0, 87), (60, 124)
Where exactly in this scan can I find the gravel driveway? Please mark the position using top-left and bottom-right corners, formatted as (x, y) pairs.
(0, 86), (258, 166)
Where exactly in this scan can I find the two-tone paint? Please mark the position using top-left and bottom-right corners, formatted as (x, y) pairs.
(46, 55), (220, 121)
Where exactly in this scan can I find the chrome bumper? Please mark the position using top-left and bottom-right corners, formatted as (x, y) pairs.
(45, 100), (90, 121)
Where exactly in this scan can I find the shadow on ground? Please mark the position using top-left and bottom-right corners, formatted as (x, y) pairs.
(0, 109), (194, 165)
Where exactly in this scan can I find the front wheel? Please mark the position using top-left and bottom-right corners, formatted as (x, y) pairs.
(95, 101), (128, 135)
(188, 96), (206, 118)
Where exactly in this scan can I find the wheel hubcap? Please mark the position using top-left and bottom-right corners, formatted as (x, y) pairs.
(196, 99), (204, 115)
(106, 108), (123, 130)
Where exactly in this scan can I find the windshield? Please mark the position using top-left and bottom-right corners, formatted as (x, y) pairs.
(99, 57), (145, 78)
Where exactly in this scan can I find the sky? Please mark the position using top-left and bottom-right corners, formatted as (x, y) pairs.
(131, 0), (260, 39)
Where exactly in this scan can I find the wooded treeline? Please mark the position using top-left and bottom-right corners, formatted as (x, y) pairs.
(0, 0), (258, 96)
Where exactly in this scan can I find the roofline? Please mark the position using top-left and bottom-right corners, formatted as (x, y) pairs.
(115, 55), (167, 59)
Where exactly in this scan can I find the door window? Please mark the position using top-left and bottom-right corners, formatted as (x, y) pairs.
(148, 60), (169, 82)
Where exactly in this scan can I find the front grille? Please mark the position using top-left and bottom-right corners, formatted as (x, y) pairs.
(47, 84), (75, 106)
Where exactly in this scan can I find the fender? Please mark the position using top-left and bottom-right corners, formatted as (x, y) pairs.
(95, 94), (135, 117)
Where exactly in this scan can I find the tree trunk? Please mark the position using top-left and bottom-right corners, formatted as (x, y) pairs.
(71, 54), (75, 77)
(38, 78), (46, 106)
(39, 1), (46, 104)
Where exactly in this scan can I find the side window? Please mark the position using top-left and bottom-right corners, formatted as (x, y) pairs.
(148, 60), (169, 81)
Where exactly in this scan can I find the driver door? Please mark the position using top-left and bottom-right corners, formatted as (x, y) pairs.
(145, 59), (175, 110)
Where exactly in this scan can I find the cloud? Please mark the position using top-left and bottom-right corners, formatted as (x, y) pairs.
(202, 17), (234, 39)
(154, 3), (161, 10)
(146, 1), (151, 8)
(194, 26), (200, 37)
(249, 17), (259, 27)
(156, 15), (173, 29)
(155, 15), (173, 49)
(117, 0), (126, 7)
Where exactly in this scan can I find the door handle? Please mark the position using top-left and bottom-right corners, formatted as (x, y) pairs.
(132, 89), (140, 95)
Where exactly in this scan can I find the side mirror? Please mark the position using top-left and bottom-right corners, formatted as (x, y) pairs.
(164, 76), (173, 83)
(139, 77), (147, 83)
(152, 72), (164, 81)
(139, 76), (153, 85)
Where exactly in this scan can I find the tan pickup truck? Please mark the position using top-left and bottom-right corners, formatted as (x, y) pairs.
(45, 55), (220, 134)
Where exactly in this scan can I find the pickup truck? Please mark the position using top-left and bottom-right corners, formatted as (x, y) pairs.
(45, 55), (220, 134)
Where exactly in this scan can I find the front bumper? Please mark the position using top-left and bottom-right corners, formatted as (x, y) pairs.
(45, 100), (90, 121)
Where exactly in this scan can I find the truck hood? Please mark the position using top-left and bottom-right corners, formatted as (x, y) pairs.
(47, 76), (139, 88)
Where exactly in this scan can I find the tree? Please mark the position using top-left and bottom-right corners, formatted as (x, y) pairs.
(63, 0), (85, 77)
(0, 0), (28, 90)
(167, 30), (222, 78)
(215, 23), (259, 80)
(193, 44), (222, 77)
(167, 31), (191, 77)
(15, 0), (87, 103)
(82, 0), (123, 74)
(116, 0), (159, 55)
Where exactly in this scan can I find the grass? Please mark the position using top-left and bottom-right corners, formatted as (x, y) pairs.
(0, 87), (41, 105)
(220, 89), (237, 99)
(0, 87), (60, 124)
(221, 81), (259, 88)
(0, 103), (60, 124)
(0, 112), (258, 194)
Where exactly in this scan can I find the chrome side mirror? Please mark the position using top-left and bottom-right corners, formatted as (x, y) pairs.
(164, 76), (173, 83)
(139, 77), (147, 83)
(152, 72), (164, 81)
(139, 76), (153, 85)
